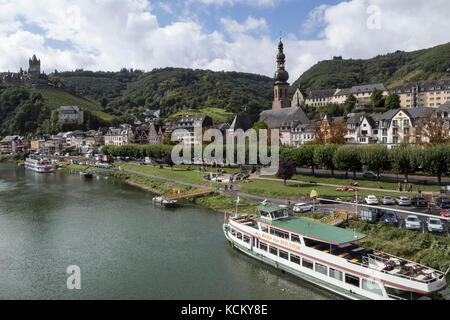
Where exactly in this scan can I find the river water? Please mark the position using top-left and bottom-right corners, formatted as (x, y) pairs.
(0, 164), (337, 300)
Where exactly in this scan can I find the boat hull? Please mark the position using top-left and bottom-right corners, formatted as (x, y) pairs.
(223, 224), (367, 300)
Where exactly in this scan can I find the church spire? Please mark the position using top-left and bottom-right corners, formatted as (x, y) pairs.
(274, 38), (289, 84)
(272, 38), (291, 110)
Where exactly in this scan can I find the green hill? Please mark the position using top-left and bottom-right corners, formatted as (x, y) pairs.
(291, 42), (450, 93)
(0, 86), (115, 136)
(54, 67), (274, 117)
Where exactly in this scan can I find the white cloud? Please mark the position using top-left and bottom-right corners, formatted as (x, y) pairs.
(221, 16), (268, 35)
(188, 0), (277, 7)
(0, 0), (449, 83)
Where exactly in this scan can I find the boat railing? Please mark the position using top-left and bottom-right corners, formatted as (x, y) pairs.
(360, 254), (442, 284)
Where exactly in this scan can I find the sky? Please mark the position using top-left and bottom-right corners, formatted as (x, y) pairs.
(0, 0), (449, 80)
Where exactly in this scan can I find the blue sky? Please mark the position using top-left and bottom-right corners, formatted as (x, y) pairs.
(152, 0), (341, 41)
(0, 0), (449, 79)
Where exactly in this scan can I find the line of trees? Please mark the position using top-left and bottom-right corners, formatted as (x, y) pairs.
(101, 143), (449, 185)
(280, 144), (450, 185)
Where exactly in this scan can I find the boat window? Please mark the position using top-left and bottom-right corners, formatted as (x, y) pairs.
(243, 235), (250, 244)
(302, 258), (314, 270)
(237, 232), (242, 240)
(269, 246), (278, 256)
(260, 211), (269, 218)
(362, 279), (383, 296)
(259, 242), (268, 251)
(260, 224), (269, 233)
(272, 210), (287, 219)
(230, 229), (236, 236)
(315, 263), (328, 276)
(290, 254), (301, 265)
(279, 250), (289, 260)
(329, 268), (343, 281)
(270, 227), (289, 239)
(345, 274), (360, 288)
(291, 234), (301, 244)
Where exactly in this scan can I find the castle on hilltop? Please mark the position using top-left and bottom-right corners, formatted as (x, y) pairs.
(2, 54), (53, 89)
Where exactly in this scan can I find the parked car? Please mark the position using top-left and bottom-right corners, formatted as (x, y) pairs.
(351, 195), (363, 204)
(405, 215), (421, 231)
(381, 211), (398, 226)
(293, 203), (313, 213)
(411, 197), (428, 207)
(362, 172), (378, 180)
(436, 198), (450, 209)
(440, 209), (450, 218)
(364, 195), (379, 205)
(395, 196), (411, 206)
(319, 196), (342, 204)
(427, 218), (444, 233)
(381, 196), (395, 205)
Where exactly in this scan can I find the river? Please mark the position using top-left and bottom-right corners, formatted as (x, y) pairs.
(0, 163), (337, 300)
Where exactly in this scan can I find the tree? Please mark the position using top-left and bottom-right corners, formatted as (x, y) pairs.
(415, 110), (450, 146)
(293, 145), (318, 175)
(389, 144), (419, 183)
(314, 145), (338, 176)
(329, 119), (348, 145)
(163, 154), (174, 169)
(311, 120), (325, 145)
(344, 94), (357, 114)
(384, 93), (400, 110)
(101, 97), (109, 112)
(276, 160), (295, 185)
(333, 146), (361, 179)
(420, 145), (450, 185)
(359, 145), (391, 180)
(371, 89), (385, 110)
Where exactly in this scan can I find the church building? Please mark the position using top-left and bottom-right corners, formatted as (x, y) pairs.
(259, 39), (310, 133)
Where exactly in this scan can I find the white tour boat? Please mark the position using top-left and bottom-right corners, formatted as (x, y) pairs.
(152, 196), (178, 208)
(223, 203), (448, 300)
(24, 157), (54, 173)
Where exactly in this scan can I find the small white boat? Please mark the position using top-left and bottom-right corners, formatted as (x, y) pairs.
(152, 196), (178, 208)
(24, 157), (54, 173)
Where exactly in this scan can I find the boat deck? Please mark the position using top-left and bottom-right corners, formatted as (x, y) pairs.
(230, 216), (445, 284)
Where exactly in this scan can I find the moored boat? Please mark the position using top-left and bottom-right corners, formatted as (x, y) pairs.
(223, 203), (448, 300)
(24, 157), (54, 173)
(152, 196), (178, 208)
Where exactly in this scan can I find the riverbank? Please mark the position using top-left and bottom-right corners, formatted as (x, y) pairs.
(64, 163), (450, 284)
(64, 164), (260, 215)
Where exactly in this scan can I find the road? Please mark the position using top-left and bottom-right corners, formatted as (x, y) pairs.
(294, 167), (450, 186)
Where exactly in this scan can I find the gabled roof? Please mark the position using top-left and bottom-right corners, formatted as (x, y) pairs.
(306, 89), (336, 99)
(350, 83), (386, 94)
(229, 114), (260, 131)
(255, 216), (367, 245)
(260, 107), (310, 129)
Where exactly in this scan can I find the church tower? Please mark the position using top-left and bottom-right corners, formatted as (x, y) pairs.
(272, 39), (291, 110)
(28, 54), (41, 81)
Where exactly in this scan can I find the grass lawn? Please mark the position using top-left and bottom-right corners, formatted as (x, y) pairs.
(120, 163), (209, 185)
(265, 174), (439, 192)
(238, 179), (413, 201)
(172, 164), (246, 175)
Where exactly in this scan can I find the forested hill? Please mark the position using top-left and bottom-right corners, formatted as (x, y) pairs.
(291, 42), (450, 92)
(53, 68), (274, 117)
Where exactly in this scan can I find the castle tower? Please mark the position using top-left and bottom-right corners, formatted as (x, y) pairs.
(28, 54), (41, 81)
(272, 39), (291, 110)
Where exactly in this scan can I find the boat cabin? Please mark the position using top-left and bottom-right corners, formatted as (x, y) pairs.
(257, 204), (289, 221)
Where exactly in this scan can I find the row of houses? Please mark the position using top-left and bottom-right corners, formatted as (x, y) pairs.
(228, 102), (450, 148)
(292, 79), (450, 109)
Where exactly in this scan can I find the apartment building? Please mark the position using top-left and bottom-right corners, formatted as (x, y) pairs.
(389, 79), (450, 108)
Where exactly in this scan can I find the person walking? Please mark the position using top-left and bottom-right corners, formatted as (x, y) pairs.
(427, 203), (431, 214)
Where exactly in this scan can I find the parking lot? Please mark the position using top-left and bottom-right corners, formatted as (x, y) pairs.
(301, 199), (450, 238)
